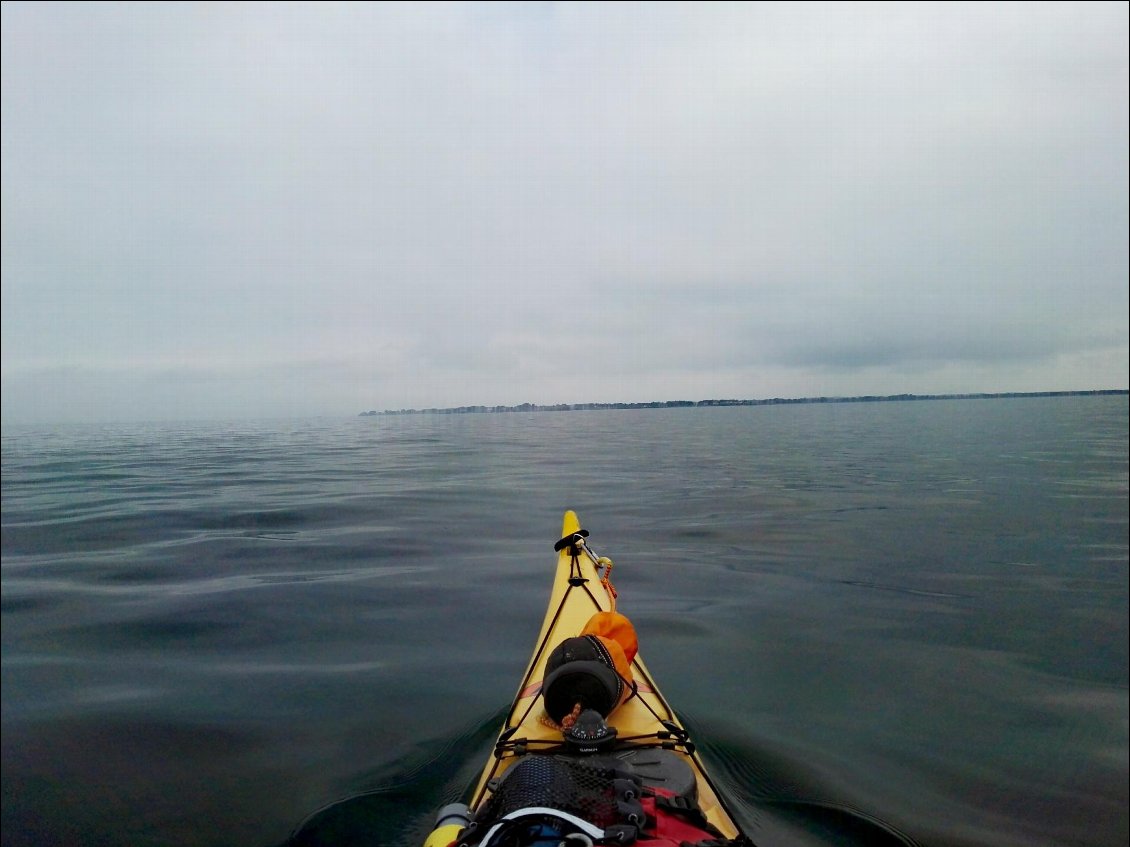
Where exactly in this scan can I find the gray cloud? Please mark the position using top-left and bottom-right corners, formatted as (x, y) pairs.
(2, 1), (1126, 423)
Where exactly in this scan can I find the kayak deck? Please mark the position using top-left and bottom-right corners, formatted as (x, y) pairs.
(463, 510), (741, 841)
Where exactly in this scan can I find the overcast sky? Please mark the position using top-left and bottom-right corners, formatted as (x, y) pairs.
(2, 1), (1127, 424)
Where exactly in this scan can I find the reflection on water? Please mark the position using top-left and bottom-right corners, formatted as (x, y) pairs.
(2, 396), (1127, 847)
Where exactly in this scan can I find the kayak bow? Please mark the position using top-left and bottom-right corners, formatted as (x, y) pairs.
(424, 511), (747, 847)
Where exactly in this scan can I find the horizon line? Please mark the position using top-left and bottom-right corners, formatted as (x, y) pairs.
(361, 389), (1129, 416)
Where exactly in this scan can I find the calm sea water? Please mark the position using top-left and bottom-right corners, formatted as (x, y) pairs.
(2, 396), (1126, 847)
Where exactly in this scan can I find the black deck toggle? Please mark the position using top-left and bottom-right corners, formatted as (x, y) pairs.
(554, 529), (590, 552)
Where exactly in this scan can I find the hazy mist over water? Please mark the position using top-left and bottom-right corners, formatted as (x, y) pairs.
(3, 3), (1127, 423)
(2, 395), (1127, 847)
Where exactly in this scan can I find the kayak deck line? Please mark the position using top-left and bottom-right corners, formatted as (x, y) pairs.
(517, 678), (655, 700)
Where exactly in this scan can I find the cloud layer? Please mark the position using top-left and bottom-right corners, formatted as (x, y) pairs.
(2, 2), (1127, 423)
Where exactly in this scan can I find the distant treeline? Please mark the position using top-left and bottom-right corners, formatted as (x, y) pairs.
(360, 390), (1127, 416)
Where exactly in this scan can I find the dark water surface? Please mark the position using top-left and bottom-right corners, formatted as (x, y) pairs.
(2, 397), (1126, 847)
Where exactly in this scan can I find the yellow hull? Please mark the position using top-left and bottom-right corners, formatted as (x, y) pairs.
(428, 511), (742, 845)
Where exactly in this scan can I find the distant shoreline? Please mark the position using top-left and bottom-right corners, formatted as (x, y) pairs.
(360, 389), (1128, 416)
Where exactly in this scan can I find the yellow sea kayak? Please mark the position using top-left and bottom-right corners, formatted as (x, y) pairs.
(423, 511), (749, 847)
